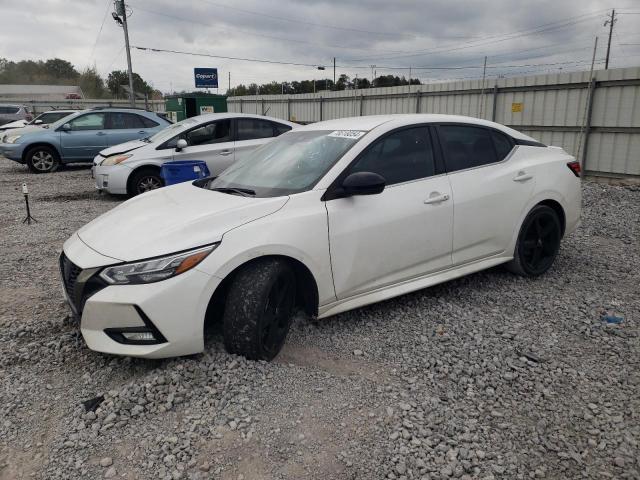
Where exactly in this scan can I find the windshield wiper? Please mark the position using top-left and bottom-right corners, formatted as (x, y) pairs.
(210, 187), (256, 197)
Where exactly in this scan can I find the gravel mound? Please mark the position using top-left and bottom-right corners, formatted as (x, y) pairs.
(0, 159), (638, 479)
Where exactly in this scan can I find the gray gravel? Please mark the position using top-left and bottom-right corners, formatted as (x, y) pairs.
(0, 158), (638, 480)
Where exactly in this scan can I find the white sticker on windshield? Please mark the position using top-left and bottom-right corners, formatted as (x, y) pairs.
(328, 130), (366, 139)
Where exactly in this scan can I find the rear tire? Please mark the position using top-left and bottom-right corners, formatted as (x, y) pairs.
(127, 167), (163, 197)
(26, 146), (60, 173)
(506, 205), (562, 277)
(222, 259), (296, 361)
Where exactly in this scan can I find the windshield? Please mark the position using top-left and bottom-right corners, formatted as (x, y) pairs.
(147, 117), (200, 143)
(31, 111), (74, 125)
(208, 130), (365, 197)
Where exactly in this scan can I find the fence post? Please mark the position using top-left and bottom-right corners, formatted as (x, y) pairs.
(491, 84), (498, 122)
(360, 94), (364, 116)
(287, 98), (291, 121)
(239, 99), (243, 113)
(415, 90), (421, 113)
(319, 96), (323, 121)
(261, 99), (265, 116)
(581, 78), (597, 170)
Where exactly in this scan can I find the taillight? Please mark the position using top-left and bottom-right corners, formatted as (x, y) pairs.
(567, 161), (581, 177)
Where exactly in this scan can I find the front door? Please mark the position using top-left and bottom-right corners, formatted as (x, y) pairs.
(326, 126), (453, 299)
(172, 119), (234, 175)
(59, 112), (109, 160)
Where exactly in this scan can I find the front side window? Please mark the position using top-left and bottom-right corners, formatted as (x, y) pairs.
(439, 125), (499, 172)
(69, 113), (106, 131)
(349, 127), (435, 185)
(36, 112), (71, 124)
(185, 120), (231, 146)
(208, 130), (363, 197)
(236, 118), (275, 141)
(0, 106), (20, 114)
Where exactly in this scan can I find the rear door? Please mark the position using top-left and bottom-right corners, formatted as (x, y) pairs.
(106, 112), (156, 146)
(59, 112), (109, 160)
(233, 118), (289, 162)
(171, 119), (234, 175)
(436, 124), (536, 265)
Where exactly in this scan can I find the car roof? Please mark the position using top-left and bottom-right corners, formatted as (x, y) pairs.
(190, 112), (298, 127)
(298, 114), (536, 141)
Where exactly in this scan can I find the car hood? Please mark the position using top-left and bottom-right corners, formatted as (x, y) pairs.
(0, 120), (28, 130)
(98, 139), (149, 158)
(77, 181), (288, 262)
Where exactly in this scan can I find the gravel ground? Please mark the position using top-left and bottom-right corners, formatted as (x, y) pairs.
(0, 158), (638, 480)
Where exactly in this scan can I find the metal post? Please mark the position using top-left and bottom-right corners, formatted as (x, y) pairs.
(118, 0), (135, 107)
(478, 56), (487, 118)
(228, 72), (231, 93)
(491, 84), (498, 121)
(360, 94), (364, 116)
(577, 37), (598, 166)
(415, 90), (421, 113)
(239, 98), (243, 113)
(287, 98), (291, 121)
(333, 57), (336, 90)
(604, 9), (617, 70)
(319, 97), (323, 121)
(261, 99), (265, 115)
(581, 78), (597, 170)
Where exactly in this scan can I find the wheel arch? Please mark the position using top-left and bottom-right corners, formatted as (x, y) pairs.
(204, 254), (320, 329)
(536, 199), (566, 237)
(22, 142), (61, 162)
(126, 163), (163, 195)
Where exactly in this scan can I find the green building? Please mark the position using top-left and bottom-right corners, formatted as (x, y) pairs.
(164, 94), (227, 122)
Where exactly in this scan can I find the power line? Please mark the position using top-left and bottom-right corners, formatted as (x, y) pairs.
(88, 0), (113, 64)
(348, 10), (608, 62)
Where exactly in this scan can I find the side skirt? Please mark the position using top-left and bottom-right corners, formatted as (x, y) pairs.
(318, 255), (512, 319)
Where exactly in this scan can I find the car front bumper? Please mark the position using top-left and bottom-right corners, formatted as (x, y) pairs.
(0, 142), (26, 162)
(61, 240), (221, 359)
(93, 162), (133, 195)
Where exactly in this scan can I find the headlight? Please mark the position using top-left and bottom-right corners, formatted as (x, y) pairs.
(4, 134), (22, 144)
(101, 154), (132, 166)
(99, 244), (217, 285)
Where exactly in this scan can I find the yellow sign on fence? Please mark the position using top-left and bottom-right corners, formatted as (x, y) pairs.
(512, 102), (524, 113)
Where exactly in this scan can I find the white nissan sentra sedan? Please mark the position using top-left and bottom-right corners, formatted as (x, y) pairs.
(92, 113), (297, 196)
(61, 114), (581, 361)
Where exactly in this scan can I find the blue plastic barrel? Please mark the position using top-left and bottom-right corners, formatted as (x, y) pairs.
(161, 160), (210, 186)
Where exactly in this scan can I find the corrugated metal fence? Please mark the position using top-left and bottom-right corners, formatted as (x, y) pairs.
(0, 98), (166, 114)
(228, 66), (640, 179)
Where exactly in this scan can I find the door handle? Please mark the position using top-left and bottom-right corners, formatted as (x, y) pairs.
(138, 130), (146, 134)
(424, 192), (450, 204)
(513, 171), (533, 182)
(96, 131), (107, 136)
(219, 150), (233, 156)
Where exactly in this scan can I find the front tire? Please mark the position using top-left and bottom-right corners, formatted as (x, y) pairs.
(222, 259), (296, 361)
(26, 146), (60, 173)
(127, 167), (163, 197)
(506, 205), (562, 277)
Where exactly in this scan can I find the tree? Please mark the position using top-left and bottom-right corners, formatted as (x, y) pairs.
(78, 67), (108, 98)
(107, 70), (153, 98)
(44, 58), (78, 80)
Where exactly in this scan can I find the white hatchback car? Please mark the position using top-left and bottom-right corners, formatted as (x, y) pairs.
(92, 113), (298, 196)
(62, 114), (581, 361)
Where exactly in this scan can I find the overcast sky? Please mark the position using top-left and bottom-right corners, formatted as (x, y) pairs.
(1, 0), (640, 93)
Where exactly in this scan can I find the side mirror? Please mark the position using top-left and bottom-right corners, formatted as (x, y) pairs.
(34, 119), (43, 125)
(341, 171), (385, 196)
(61, 123), (71, 131)
(176, 138), (188, 151)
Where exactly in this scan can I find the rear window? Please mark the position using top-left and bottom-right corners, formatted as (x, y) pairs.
(274, 123), (292, 136)
(236, 118), (276, 141)
(0, 107), (20, 114)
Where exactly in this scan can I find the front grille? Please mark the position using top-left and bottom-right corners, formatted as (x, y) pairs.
(60, 253), (81, 310)
(59, 253), (108, 315)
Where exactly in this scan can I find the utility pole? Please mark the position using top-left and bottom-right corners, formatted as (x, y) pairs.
(228, 72), (231, 94)
(479, 56), (487, 118)
(113, 0), (135, 106)
(333, 57), (336, 90)
(370, 65), (376, 88)
(604, 9), (617, 70)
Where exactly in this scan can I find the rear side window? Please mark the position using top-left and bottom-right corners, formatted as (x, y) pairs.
(0, 106), (20, 114)
(108, 112), (147, 129)
(140, 116), (159, 128)
(349, 127), (435, 185)
(273, 123), (292, 136)
(236, 118), (275, 141)
(491, 131), (514, 160)
(439, 125), (498, 172)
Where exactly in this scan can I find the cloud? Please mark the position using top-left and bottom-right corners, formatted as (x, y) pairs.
(0, 0), (638, 92)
